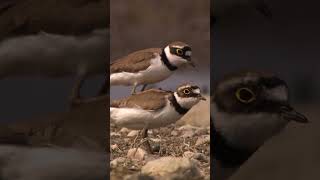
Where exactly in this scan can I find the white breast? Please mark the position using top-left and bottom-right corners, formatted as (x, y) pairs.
(110, 55), (173, 86)
(211, 103), (288, 150)
(110, 99), (182, 130)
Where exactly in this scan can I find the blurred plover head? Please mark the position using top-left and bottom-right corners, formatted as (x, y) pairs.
(110, 41), (194, 94)
(212, 71), (308, 166)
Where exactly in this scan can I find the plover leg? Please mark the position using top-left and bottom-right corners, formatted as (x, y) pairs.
(140, 84), (148, 92)
(131, 83), (138, 94)
(141, 127), (153, 154)
(133, 126), (153, 155)
(131, 131), (140, 149)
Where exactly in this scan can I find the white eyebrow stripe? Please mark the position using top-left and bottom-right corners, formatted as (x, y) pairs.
(172, 45), (183, 48)
(193, 88), (200, 94)
(265, 86), (288, 101)
(185, 51), (192, 56)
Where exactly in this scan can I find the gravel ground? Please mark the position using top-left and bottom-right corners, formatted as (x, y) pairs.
(110, 123), (210, 180)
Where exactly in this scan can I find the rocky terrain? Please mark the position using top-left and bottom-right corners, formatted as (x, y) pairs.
(110, 125), (210, 180)
(110, 96), (210, 180)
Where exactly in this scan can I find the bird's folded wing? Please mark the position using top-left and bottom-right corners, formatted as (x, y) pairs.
(111, 89), (170, 110)
(110, 48), (162, 73)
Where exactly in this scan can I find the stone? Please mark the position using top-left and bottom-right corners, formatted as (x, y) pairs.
(170, 130), (179, 136)
(141, 157), (201, 179)
(181, 130), (195, 138)
(110, 132), (121, 137)
(195, 135), (210, 146)
(120, 128), (130, 133)
(127, 148), (147, 161)
(183, 151), (195, 159)
(111, 144), (119, 151)
(127, 130), (140, 137)
(110, 157), (126, 168)
(177, 124), (198, 131)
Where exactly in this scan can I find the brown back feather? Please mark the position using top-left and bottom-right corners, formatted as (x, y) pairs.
(111, 89), (172, 110)
(110, 48), (162, 73)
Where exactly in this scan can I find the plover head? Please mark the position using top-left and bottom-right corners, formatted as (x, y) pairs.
(212, 71), (308, 151)
(163, 41), (194, 68)
(174, 83), (206, 109)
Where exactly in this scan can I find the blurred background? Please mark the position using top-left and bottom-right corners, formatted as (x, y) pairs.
(110, 0), (210, 100)
(0, 0), (108, 121)
(213, 0), (320, 179)
(0, 1), (109, 179)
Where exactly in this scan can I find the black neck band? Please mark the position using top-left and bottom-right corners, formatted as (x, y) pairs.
(211, 117), (255, 168)
(170, 94), (189, 115)
(161, 48), (178, 71)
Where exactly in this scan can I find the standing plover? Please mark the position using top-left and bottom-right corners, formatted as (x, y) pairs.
(211, 71), (308, 179)
(110, 41), (195, 94)
(110, 83), (206, 152)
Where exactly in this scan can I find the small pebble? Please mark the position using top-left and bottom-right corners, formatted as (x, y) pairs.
(183, 151), (195, 159)
(110, 157), (126, 167)
(111, 144), (118, 150)
(127, 130), (140, 137)
(127, 148), (147, 161)
(171, 130), (179, 136)
(195, 135), (210, 146)
(110, 132), (121, 137)
(181, 130), (195, 138)
(120, 127), (130, 133)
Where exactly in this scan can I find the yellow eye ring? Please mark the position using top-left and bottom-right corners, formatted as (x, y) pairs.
(235, 87), (256, 103)
(176, 49), (184, 56)
(183, 89), (191, 94)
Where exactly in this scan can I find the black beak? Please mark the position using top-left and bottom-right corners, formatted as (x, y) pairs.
(199, 95), (206, 101)
(280, 105), (309, 123)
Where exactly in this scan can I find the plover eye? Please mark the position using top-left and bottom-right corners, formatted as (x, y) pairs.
(183, 89), (191, 95)
(235, 87), (256, 103)
(176, 49), (184, 56)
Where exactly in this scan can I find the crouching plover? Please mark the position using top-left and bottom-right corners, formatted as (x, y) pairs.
(211, 71), (308, 180)
(110, 83), (206, 153)
(110, 41), (195, 94)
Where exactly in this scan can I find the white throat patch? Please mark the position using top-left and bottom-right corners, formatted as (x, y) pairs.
(164, 46), (188, 67)
(211, 103), (288, 150)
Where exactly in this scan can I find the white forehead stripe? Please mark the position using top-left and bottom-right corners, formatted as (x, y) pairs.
(185, 51), (192, 56)
(178, 85), (191, 91)
(193, 88), (200, 94)
(171, 45), (183, 48)
(266, 86), (288, 101)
